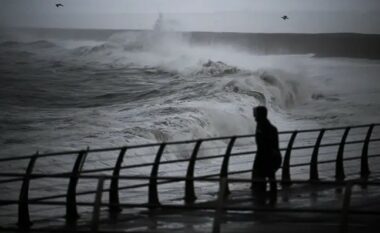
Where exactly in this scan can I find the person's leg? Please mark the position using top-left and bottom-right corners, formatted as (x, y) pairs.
(252, 167), (266, 192)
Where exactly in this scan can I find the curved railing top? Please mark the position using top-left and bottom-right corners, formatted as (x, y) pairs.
(0, 123), (379, 163)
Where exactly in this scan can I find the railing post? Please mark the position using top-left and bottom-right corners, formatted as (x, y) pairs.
(184, 140), (202, 204)
(18, 152), (38, 229)
(219, 137), (236, 195)
(361, 124), (374, 178)
(281, 131), (297, 186)
(336, 127), (350, 181)
(66, 148), (88, 223)
(148, 143), (166, 207)
(109, 147), (127, 213)
(92, 176), (106, 233)
(310, 129), (325, 181)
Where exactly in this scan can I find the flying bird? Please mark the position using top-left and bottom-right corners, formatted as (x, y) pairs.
(281, 15), (289, 20)
(56, 3), (64, 7)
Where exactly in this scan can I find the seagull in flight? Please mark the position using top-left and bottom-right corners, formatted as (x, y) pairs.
(281, 15), (289, 20)
(56, 3), (64, 7)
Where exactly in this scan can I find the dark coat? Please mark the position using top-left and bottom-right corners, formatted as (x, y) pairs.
(253, 119), (281, 177)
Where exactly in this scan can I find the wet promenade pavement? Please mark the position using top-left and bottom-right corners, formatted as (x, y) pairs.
(2, 179), (379, 233)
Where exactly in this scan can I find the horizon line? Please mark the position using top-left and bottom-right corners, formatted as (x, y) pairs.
(2, 26), (380, 36)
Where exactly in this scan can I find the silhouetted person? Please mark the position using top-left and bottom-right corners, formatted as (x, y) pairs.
(251, 106), (281, 203)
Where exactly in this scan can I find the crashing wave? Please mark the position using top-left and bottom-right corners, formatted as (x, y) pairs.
(0, 40), (57, 49)
(72, 43), (117, 56)
(27, 40), (58, 49)
(223, 80), (267, 105)
(0, 41), (22, 47)
(253, 69), (310, 109)
(195, 60), (239, 77)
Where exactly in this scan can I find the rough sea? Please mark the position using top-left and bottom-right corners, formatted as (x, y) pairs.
(1, 28), (380, 158)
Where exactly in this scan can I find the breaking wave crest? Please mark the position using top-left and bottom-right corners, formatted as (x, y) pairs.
(195, 60), (240, 77)
(0, 40), (58, 49)
(0, 29), (316, 153)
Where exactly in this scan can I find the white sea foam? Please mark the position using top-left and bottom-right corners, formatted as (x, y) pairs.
(1, 29), (380, 158)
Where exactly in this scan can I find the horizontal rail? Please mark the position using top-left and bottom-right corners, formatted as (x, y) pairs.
(3, 153), (380, 180)
(1, 138), (379, 181)
(2, 178), (380, 203)
(1, 175), (380, 195)
(2, 170), (380, 207)
(0, 123), (378, 163)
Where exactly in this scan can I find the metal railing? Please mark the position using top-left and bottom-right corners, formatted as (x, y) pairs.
(0, 123), (380, 232)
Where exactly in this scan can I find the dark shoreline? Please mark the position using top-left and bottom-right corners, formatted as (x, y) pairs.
(2, 27), (380, 59)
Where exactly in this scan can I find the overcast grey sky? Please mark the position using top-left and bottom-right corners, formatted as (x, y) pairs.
(1, 0), (380, 33)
